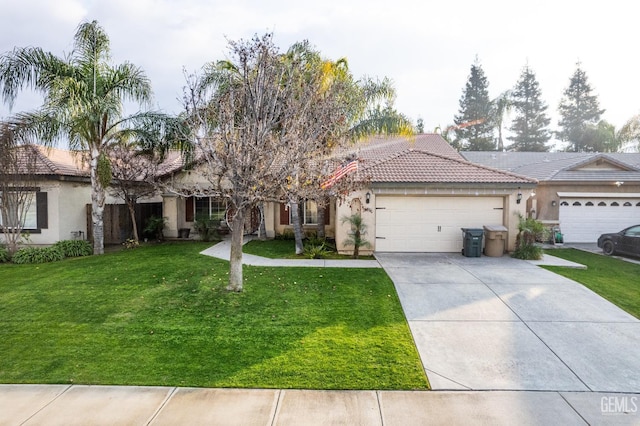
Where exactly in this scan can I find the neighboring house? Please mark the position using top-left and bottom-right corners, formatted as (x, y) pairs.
(462, 151), (640, 243)
(0, 145), (162, 246)
(160, 135), (536, 254)
(0, 145), (91, 245)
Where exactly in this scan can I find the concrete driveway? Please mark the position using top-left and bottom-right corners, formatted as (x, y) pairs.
(376, 252), (640, 392)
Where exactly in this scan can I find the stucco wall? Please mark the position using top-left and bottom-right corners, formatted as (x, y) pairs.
(531, 182), (640, 223)
(335, 190), (375, 256)
(20, 180), (92, 245)
(274, 201), (336, 239)
(334, 187), (529, 254)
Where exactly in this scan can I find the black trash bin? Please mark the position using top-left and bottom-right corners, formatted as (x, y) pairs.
(461, 228), (484, 257)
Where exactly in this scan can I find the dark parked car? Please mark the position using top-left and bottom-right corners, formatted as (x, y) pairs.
(597, 225), (640, 256)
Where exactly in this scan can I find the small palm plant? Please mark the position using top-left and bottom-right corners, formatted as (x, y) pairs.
(341, 213), (371, 259)
(513, 214), (545, 260)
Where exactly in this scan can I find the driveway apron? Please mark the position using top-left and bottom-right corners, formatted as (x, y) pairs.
(376, 252), (640, 392)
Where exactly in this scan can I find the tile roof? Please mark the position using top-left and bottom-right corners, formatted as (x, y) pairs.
(352, 134), (465, 162)
(11, 145), (90, 177)
(461, 151), (640, 182)
(361, 148), (536, 184)
(12, 145), (191, 180)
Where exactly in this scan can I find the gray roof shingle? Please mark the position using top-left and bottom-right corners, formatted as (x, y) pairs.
(462, 151), (640, 182)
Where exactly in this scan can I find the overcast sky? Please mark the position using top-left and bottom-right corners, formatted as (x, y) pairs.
(1, 0), (638, 149)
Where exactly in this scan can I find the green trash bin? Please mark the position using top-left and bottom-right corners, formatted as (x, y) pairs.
(461, 228), (484, 257)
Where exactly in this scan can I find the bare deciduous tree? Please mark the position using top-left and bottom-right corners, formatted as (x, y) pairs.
(0, 124), (39, 254)
(179, 34), (363, 291)
(107, 146), (159, 242)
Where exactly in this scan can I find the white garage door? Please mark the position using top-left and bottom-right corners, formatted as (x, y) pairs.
(560, 198), (640, 243)
(375, 196), (504, 252)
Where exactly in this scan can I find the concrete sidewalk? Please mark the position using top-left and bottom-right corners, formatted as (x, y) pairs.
(199, 238), (381, 268)
(2, 384), (639, 425)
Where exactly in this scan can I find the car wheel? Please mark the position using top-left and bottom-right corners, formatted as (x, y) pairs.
(602, 240), (615, 256)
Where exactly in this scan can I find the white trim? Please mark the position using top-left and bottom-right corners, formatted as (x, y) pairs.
(557, 192), (640, 198)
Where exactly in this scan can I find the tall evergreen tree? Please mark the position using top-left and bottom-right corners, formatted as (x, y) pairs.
(507, 65), (551, 152)
(557, 63), (605, 152)
(454, 59), (495, 151)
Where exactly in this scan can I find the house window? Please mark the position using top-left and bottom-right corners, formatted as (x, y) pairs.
(279, 201), (330, 226)
(611, 202), (619, 207)
(303, 200), (318, 225)
(585, 201), (594, 206)
(289, 200), (319, 225)
(194, 197), (226, 222)
(598, 202), (607, 206)
(624, 202), (632, 207)
(0, 189), (47, 232)
(560, 201), (569, 206)
(572, 201), (581, 206)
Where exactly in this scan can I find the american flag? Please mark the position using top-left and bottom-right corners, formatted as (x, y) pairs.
(321, 160), (358, 189)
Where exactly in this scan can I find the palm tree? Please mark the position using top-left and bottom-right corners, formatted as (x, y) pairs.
(0, 21), (177, 254)
(617, 114), (640, 152)
(493, 90), (512, 151)
(341, 213), (371, 259)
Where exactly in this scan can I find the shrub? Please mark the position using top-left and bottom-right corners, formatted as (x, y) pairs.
(305, 233), (325, 247)
(143, 216), (166, 241)
(512, 242), (543, 260)
(0, 246), (10, 263)
(276, 229), (295, 240)
(512, 215), (544, 260)
(12, 246), (65, 264)
(193, 216), (221, 242)
(303, 242), (330, 259)
(53, 240), (93, 257)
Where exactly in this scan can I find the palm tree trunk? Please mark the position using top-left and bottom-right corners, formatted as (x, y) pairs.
(353, 229), (361, 259)
(290, 198), (304, 254)
(227, 206), (245, 292)
(90, 147), (105, 255)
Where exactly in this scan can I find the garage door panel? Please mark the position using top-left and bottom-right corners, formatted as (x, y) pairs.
(560, 198), (640, 243)
(374, 196), (504, 252)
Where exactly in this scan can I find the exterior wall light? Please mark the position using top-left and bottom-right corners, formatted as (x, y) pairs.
(516, 188), (522, 204)
(551, 200), (557, 207)
(365, 192), (371, 204)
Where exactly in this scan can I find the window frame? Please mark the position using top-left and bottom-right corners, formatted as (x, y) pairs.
(289, 200), (319, 225)
(192, 196), (227, 223)
(0, 188), (47, 233)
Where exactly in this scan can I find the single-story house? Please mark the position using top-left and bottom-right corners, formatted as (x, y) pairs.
(462, 151), (640, 243)
(1, 145), (162, 246)
(1, 145), (91, 245)
(160, 135), (536, 254)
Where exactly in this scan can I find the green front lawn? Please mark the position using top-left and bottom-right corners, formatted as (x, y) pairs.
(0, 242), (427, 390)
(543, 249), (640, 319)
